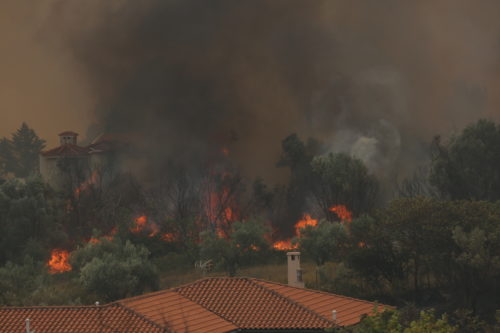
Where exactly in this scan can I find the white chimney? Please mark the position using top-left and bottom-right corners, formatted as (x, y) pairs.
(26, 318), (34, 333)
(287, 251), (305, 288)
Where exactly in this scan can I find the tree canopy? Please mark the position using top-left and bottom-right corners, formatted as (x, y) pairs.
(311, 152), (379, 220)
(431, 119), (500, 201)
(0, 123), (46, 178)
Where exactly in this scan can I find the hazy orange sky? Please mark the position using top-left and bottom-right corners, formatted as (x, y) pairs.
(1, 1), (94, 147)
(2, 0), (500, 177)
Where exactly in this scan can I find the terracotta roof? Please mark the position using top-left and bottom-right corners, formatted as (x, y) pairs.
(41, 144), (89, 157)
(0, 277), (390, 332)
(0, 303), (166, 333)
(174, 277), (332, 330)
(120, 290), (237, 333)
(58, 131), (78, 136)
(252, 278), (391, 326)
(121, 277), (388, 332)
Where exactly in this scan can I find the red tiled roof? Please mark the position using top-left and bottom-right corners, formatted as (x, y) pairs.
(121, 277), (389, 332)
(0, 303), (166, 333)
(41, 144), (89, 157)
(0, 277), (390, 333)
(120, 290), (237, 333)
(252, 278), (391, 326)
(174, 277), (332, 330)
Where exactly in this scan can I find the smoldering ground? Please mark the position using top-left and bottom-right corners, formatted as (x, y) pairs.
(3, 0), (500, 187)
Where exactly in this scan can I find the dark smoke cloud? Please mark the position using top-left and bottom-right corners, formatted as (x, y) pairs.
(4, 0), (500, 185)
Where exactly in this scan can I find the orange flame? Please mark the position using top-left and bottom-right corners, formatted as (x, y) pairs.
(272, 240), (298, 250)
(131, 215), (148, 233)
(329, 205), (352, 223)
(74, 171), (99, 198)
(272, 214), (318, 250)
(294, 214), (318, 236)
(47, 249), (72, 274)
(161, 233), (176, 242)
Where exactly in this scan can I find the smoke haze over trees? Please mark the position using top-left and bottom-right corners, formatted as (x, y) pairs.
(3, 0), (500, 186)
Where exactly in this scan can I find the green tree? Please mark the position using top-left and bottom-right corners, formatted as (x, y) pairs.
(0, 177), (66, 265)
(297, 219), (347, 266)
(275, 134), (320, 236)
(0, 138), (14, 177)
(452, 224), (500, 312)
(0, 256), (48, 306)
(200, 220), (269, 276)
(0, 123), (46, 178)
(337, 309), (457, 333)
(310, 152), (378, 220)
(71, 238), (159, 302)
(430, 119), (500, 200)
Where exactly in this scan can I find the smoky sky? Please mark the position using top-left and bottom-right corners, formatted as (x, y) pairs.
(3, 0), (500, 183)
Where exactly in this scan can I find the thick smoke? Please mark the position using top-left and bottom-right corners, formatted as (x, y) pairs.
(4, 0), (500, 185)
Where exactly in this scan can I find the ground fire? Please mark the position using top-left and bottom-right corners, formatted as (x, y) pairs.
(47, 249), (72, 274)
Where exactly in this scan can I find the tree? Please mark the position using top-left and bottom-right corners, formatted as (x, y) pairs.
(276, 134), (320, 237)
(297, 220), (347, 266)
(199, 220), (269, 276)
(337, 309), (457, 333)
(310, 152), (379, 220)
(9, 123), (46, 178)
(430, 119), (500, 201)
(71, 238), (159, 301)
(0, 138), (14, 177)
(0, 256), (49, 306)
(452, 220), (500, 312)
(0, 177), (66, 265)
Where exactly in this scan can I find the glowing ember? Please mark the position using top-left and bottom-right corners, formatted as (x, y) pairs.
(294, 214), (318, 236)
(148, 223), (160, 237)
(74, 171), (99, 198)
(131, 215), (148, 233)
(161, 233), (175, 242)
(47, 249), (72, 274)
(272, 240), (298, 250)
(329, 205), (353, 223)
(221, 147), (229, 156)
(89, 237), (100, 244)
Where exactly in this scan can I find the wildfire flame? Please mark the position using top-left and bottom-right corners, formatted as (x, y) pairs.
(273, 240), (298, 250)
(74, 171), (99, 198)
(131, 215), (148, 233)
(272, 214), (318, 250)
(272, 206), (352, 250)
(329, 205), (352, 223)
(294, 214), (318, 236)
(47, 249), (72, 274)
(161, 233), (175, 242)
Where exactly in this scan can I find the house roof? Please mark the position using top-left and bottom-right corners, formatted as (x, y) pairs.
(40, 144), (89, 157)
(252, 279), (389, 327)
(0, 303), (166, 333)
(0, 277), (390, 333)
(120, 277), (389, 332)
(119, 289), (238, 333)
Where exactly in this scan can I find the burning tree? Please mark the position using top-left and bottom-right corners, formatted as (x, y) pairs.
(296, 219), (348, 266)
(200, 220), (269, 276)
(310, 152), (379, 221)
